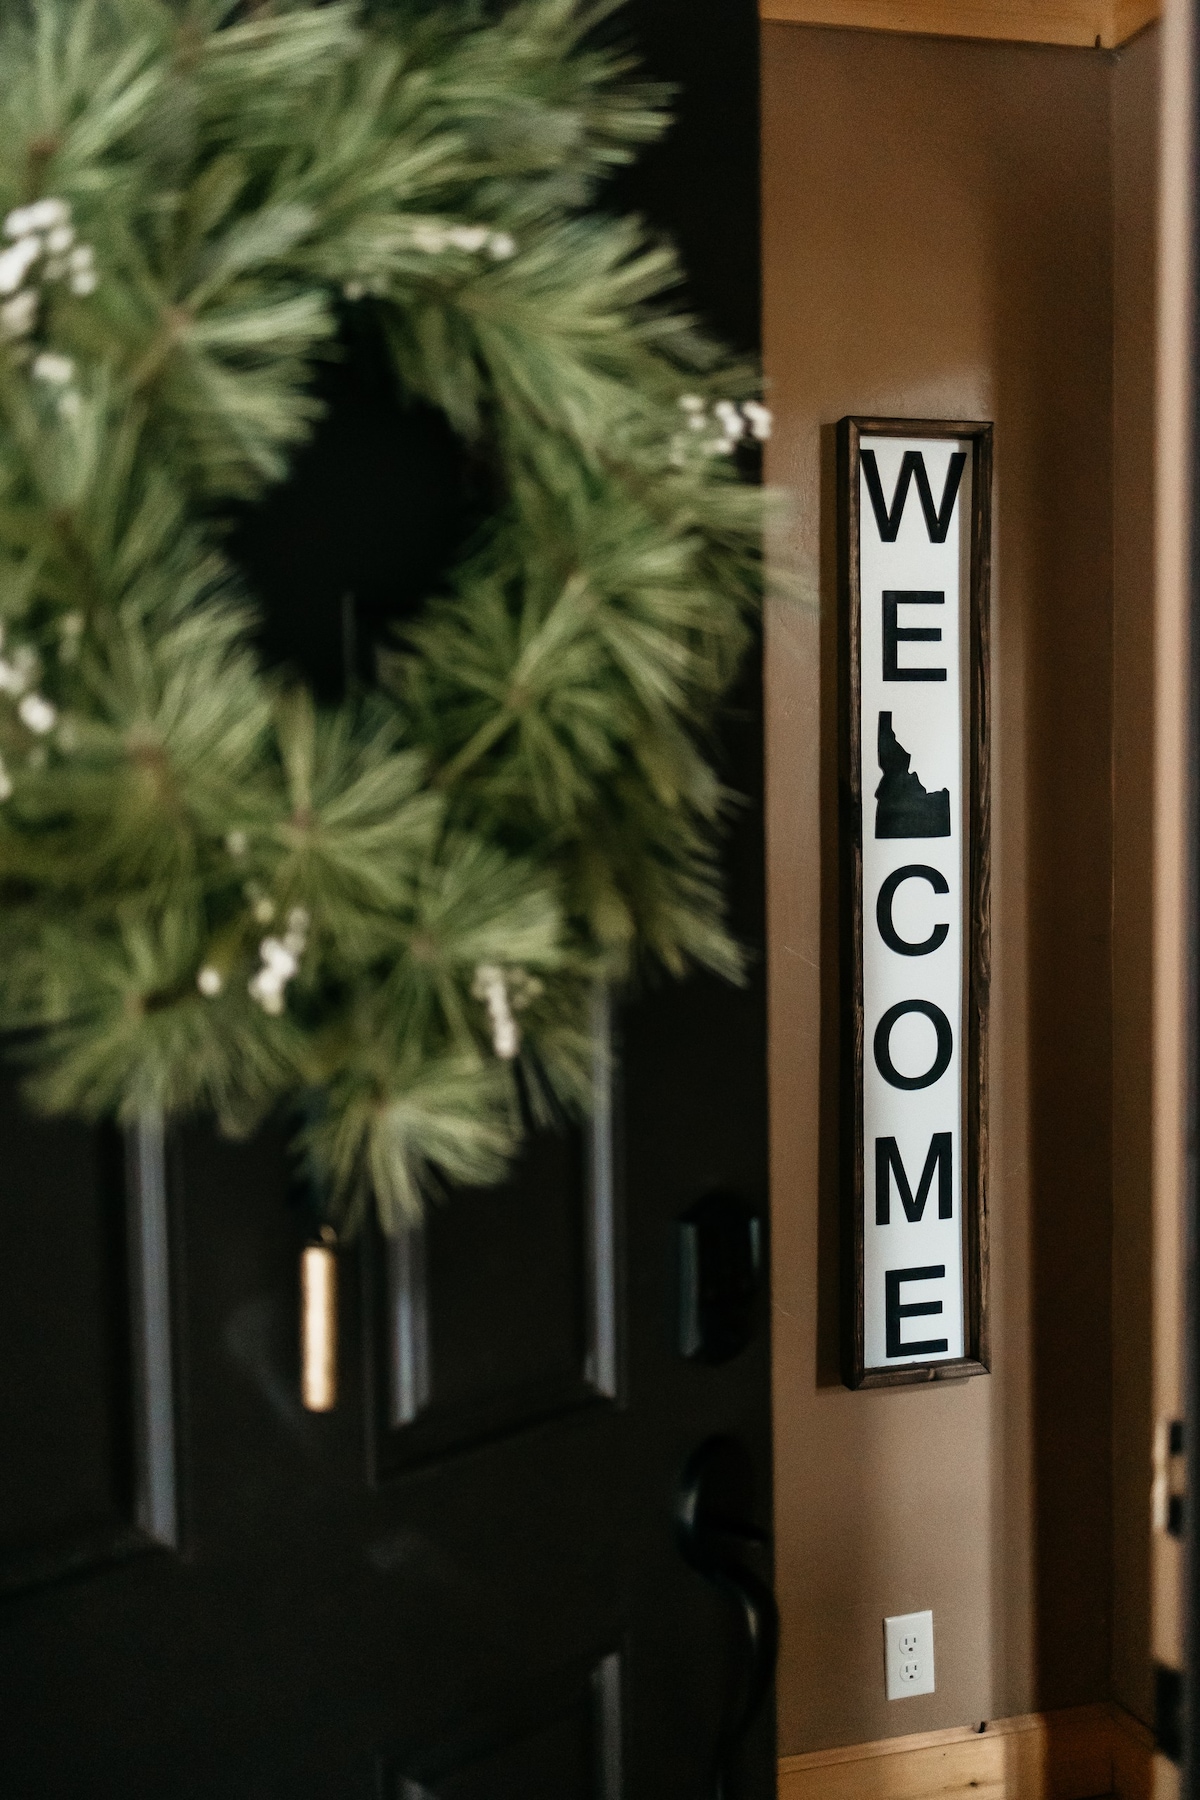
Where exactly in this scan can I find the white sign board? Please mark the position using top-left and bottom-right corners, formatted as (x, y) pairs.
(838, 419), (991, 1389)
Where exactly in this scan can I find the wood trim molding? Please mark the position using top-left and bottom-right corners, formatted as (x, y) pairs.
(758, 0), (1161, 50)
(777, 1702), (1155, 1800)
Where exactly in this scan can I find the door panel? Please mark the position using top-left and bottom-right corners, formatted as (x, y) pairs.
(0, 1102), (176, 1595)
(0, 1109), (128, 1572)
(386, 1650), (622, 1800)
(373, 1002), (616, 1475)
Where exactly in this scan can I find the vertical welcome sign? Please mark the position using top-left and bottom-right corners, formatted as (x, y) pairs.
(838, 418), (992, 1389)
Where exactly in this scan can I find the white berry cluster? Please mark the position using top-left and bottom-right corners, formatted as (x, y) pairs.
(0, 622), (59, 801)
(248, 906), (310, 1015)
(341, 224), (516, 300)
(196, 899), (310, 1011)
(670, 394), (773, 465)
(31, 350), (81, 420)
(410, 222), (516, 260)
(471, 964), (542, 1060)
(0, 199), (96, 344)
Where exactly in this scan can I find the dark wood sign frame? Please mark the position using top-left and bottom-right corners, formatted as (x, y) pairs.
(837, 416), (993, 1391)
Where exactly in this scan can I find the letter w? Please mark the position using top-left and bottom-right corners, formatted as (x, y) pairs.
(875, 1133), (953, 1223)
(861, 449), (967, 544)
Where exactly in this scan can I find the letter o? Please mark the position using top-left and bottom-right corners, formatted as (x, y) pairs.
(876, 865), (950, 957)
(873, 999), (953, 1090)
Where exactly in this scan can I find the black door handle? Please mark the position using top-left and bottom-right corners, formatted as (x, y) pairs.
(677, 1436), (779, 1800)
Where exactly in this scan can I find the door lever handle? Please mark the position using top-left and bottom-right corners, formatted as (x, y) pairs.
(677, 1436), (779, 1800)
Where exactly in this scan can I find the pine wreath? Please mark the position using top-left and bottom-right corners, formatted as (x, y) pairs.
(0, 0), (765, 1233)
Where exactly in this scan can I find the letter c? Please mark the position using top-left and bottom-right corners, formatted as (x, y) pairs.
(876, 864), (950, 957)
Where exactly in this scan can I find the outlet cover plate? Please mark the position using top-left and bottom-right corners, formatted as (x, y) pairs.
(884, 1610), (935, 1699)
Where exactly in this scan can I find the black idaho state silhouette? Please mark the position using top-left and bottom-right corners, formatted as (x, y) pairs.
(874, 712), (950, 838)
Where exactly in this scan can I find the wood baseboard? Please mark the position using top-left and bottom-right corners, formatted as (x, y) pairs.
(778, 1702), (1156, 1800)
(758, 0), (1161, 51)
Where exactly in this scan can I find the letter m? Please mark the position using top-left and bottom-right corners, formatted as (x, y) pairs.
(875, 1133), (953, 1223)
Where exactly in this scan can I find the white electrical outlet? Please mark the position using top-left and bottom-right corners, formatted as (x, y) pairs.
(884, 1610), (935, 1699)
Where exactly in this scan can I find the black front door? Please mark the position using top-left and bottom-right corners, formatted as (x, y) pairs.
(0, 6), (772, 1796)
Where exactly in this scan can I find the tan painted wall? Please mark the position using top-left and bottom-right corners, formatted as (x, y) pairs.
(1111, 23), (1159, 1728)
(763, 23), (1136, 1753)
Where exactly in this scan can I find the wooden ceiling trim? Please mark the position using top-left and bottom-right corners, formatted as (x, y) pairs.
(758, 0), (1161, 49)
